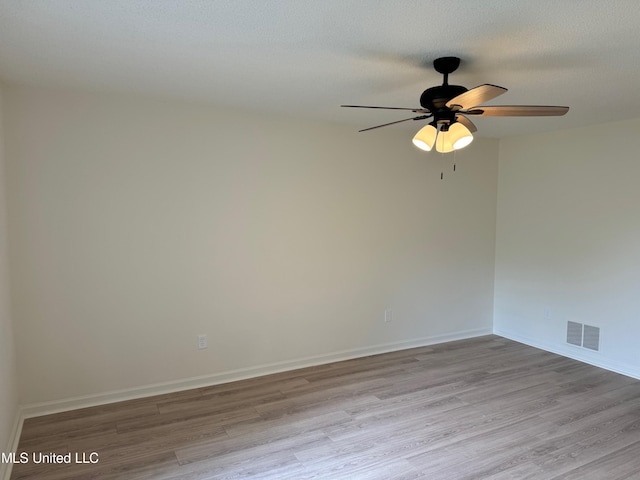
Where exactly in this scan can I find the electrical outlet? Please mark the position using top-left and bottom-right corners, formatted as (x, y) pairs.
(384, 309), (393, 323)
(197, 334), (208, 350)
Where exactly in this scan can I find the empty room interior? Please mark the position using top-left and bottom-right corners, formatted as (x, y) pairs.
(1, 2), (640, 479)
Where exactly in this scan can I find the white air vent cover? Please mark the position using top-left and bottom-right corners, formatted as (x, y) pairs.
(566, 321), (600, 351)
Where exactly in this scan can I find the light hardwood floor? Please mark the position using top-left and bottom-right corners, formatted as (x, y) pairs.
(10, 335), (640, 479)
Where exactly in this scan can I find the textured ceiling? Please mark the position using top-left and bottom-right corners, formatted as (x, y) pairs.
(1, 1), (640, 137)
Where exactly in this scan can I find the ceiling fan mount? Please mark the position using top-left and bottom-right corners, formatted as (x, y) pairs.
(341, 55), (569, 152)
(433, 56), (461, 75)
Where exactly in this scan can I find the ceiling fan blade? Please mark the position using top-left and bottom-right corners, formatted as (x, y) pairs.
(455, 114), (477, 133)
(465, 105), (570, 117)
(446, 84), (508, 110)
(358, 114), (431, 132)
(341, 105), (429, 113)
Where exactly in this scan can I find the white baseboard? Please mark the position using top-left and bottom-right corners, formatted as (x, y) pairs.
(20, 327), (492, 420)
(494, 328), (640, 380)
(1, 410), (23, 480)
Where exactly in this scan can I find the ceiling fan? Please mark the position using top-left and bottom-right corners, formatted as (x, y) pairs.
(342, 56), (569, 153)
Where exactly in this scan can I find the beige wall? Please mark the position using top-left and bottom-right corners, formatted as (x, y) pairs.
(4, 85), (498, 405)
(494, 118), (640, 378)
(0, 85), (19, 473)
(6, 80), (637, 417)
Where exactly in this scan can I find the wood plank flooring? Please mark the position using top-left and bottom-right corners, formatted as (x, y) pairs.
(10, 335), (640, 479)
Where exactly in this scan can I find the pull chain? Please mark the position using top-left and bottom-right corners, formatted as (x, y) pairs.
(440, 150), (458, 180)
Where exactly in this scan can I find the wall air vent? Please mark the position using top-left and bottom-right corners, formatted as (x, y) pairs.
(566, 321), (600, 351)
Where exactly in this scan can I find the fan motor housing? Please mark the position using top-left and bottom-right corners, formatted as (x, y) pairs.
(420, 85), (468, 110)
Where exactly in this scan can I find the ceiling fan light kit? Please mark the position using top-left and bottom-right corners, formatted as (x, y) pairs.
(342, 56), (569, 155)
(414, 121), (474, 153)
